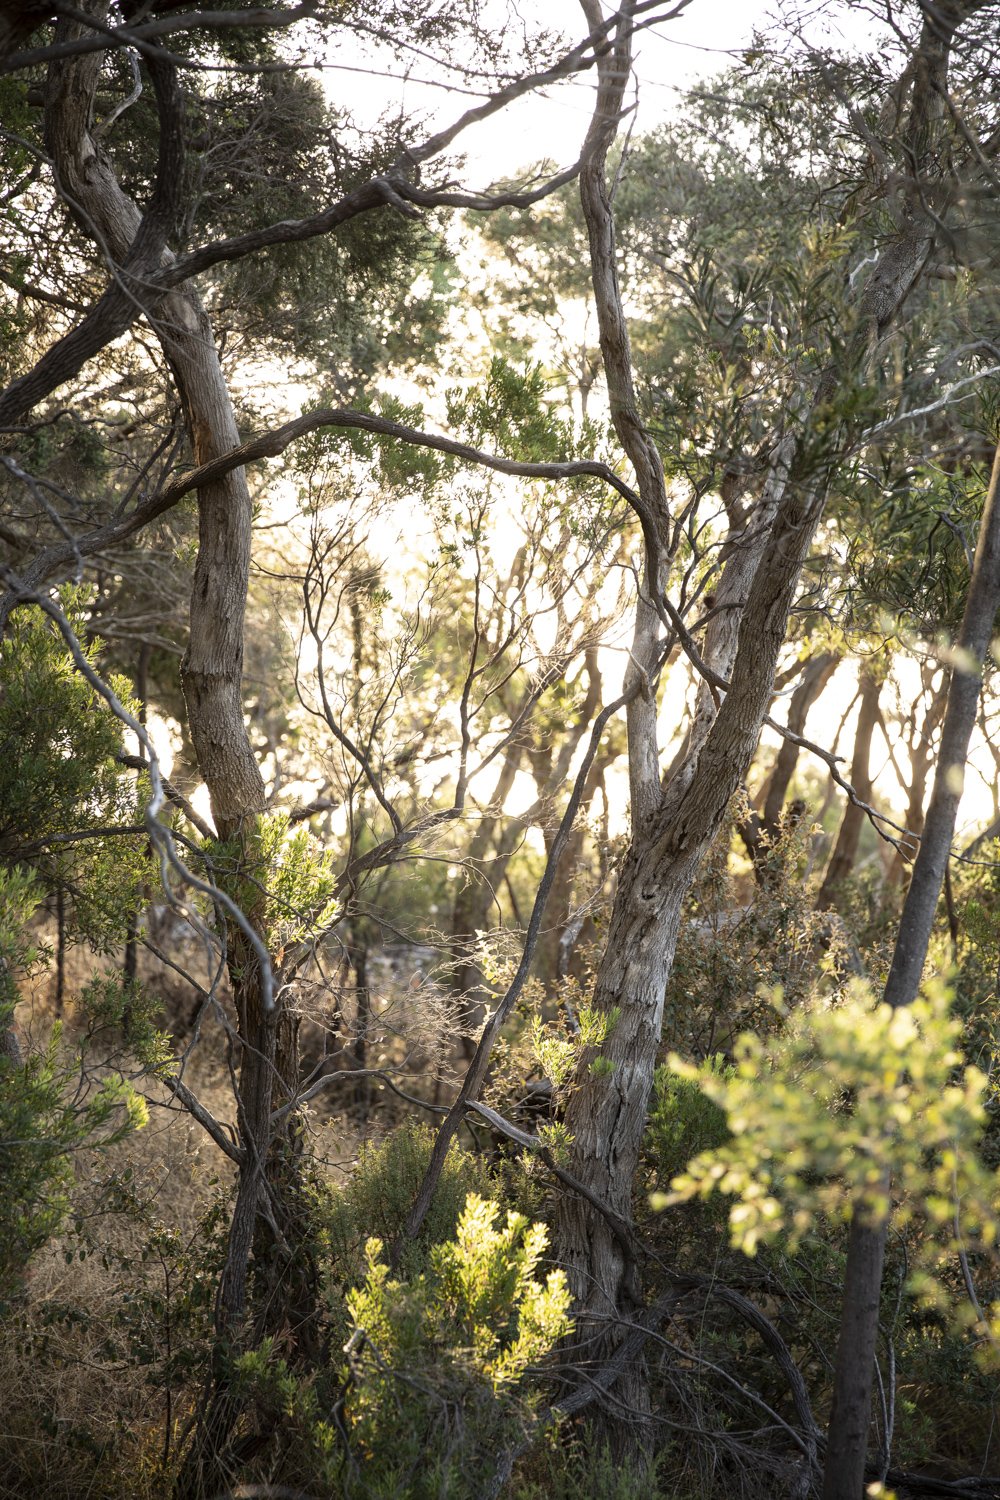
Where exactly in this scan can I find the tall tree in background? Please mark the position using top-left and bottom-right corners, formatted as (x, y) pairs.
(547, 0), (1000, 1445)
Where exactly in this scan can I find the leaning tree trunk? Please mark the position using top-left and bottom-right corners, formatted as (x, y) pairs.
(761, 651), (840, 833)
(741, 650), (840, 883)
(554, 0), (965, 1454)
(555, 443), (829, 1434)
(822, 434), (1000, 1499)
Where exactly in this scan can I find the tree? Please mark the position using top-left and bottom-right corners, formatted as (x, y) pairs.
(1, 2), (688, 1489)
(545, 0), (998, 1438)
(398, 0), (1000, 1468)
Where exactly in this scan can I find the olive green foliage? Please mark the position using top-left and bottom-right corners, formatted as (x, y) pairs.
(0, 863), (43, 1002)
(0, 599), (161, 1304)
(663, 982), (997, 1271)
(230, 1189), (570, 1500)
(204, 810), (339, 955)
(0, 934), (149, 1312)
(646, 1060), (732, 1186)
(0, 865), (153, 1305)
(445, 356), (571, 458)
(0, 592), (147, 947)
(512, 1435), (667, 1500)
(339, 1193), (571, 1498)
(954, 864), (1000, 1164)
(97, 49), (451, 372)
(663, 803), (836, 1056)
(841, 439), (999, 639)
(78, 974), (174, 1076)
(531, 1002), (620, 1096)
(321, 1125), (496, 1284)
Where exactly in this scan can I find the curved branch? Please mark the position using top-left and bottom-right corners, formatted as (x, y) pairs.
(5, 405), (638, 608)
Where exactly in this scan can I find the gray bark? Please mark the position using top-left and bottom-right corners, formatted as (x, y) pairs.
(554, 0), (966, 1449)
(823, 435), (1000, 1499)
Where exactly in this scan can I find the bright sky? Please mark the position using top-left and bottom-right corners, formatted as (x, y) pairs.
(328, 0), (885, 188)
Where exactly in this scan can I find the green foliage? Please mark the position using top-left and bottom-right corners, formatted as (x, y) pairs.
(230, 1191), (571, 1499)
(530, 1003), (620, 1095)
(78, 975), (174, 1076)
(445, 357), (569, 459)
(0, 992), (149, 1308)
(647, 1060), (733, 1185)
(322, 1125), (497, 1285)
(661, 982), (996, 1269)
(0, 591), (147, 948)
(0, 823), (152, 1308)
(204, 810), (339, 956)
(427, 1194), (571, 1386)
(0, 864), (44, 1002)
(512, 1434), (666, 1500)
(340, 1194), (571, 1496)
(303, 390), (445, 491)
(663, 800), (837, 1056)
(842, 455), (993, 639)
(113, 63), (454, 371)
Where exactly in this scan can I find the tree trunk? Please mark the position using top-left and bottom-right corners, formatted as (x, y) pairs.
(555, 0), (961, 1455)
(815, 665), (882, 910)
(761, 652), (840, 832)
(557, 437), (829, 1401)
(742, 651), (839, 884)
(43, 18), (309, 1491)
(885, 668), (948, 887)
(823, 435), (1000, 1497)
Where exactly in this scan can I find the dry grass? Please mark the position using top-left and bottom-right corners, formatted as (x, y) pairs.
(1, 917), (432, 1500)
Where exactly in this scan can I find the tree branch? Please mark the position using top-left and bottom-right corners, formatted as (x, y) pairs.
(4, 404), (639, 608)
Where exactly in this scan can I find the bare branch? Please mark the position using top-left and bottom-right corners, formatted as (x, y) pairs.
(398, 654), (665, 1253)
(163, 1073), (245, 1167)
(118, 751), (217, 840)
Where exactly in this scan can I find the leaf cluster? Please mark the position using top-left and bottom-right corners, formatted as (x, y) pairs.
(0, 591), (148, 950)
(662, 981), (997, 1274)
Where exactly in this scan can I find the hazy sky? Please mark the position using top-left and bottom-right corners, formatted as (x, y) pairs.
(328, 1), (883, 185)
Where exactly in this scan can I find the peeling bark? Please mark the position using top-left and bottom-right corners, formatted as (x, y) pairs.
(553, 0), (965, 1454)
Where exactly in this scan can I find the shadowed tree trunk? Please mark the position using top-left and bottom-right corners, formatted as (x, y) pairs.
(822, 435), (1000, 1498)
(815, 663), (883, 910)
